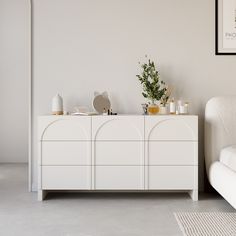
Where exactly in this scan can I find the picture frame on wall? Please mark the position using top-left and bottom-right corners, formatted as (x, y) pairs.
(216, 0), (236, 55)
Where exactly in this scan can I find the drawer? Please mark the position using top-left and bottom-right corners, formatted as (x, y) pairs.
(148, 166), (197, 190)
(145, 116), (198, 141)
(39, 117), (91, 141)
(41, 141), (91, 165)
(42, 166), (91, 189)
(147, 141), (197, 165)
(95, 166), (144, 190)
(92, 116), (144, 141)
(95, 141), (144, 165)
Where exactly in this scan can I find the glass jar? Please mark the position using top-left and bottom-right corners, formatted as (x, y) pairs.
(159, 105), (168, 115)
(148, 103), (159, 115)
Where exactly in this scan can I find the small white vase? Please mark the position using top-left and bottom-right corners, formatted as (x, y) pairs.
(52, 94), (63, 115)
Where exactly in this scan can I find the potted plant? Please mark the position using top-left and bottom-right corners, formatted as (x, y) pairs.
(159, 86), (172, 114)
(136, 58), (167, 115)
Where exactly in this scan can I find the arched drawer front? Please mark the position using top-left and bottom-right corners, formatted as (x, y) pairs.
(92, 116), (144, 141)
(145, 116), (198, 141)
(39, 117), (91, 141)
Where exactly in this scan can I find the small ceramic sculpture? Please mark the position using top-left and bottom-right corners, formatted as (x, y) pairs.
(52, 94), (63, 115)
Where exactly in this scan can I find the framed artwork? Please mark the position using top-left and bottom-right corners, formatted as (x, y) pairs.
(216, 0), (236, 55)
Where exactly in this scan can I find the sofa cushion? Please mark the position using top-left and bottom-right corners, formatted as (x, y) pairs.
(220, 145), (236, 172)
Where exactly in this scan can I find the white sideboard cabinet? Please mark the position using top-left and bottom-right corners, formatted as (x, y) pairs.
(38, 115), (198, 201)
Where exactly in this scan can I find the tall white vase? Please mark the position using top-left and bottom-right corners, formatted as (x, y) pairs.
(52, 94), (63, 115)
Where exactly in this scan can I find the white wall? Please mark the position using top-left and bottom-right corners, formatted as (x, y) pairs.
(32, 0), (236, 191)
(0, 0), (29, 163)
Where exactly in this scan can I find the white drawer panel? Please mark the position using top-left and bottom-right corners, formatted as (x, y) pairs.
(95, 141), (144, 165)
(39, 117), (91, 141)
(42, 142), (91, 165)
(145, 116), (198, 141)
(42, 166), (91, 189)
(95, 166), (144, 190)
(148, 166), (195, 190)
(92, 116), (144, 141)
(148, 141), (197, 165)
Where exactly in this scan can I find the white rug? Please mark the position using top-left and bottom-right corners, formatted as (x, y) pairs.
(174, 212), (236, 236)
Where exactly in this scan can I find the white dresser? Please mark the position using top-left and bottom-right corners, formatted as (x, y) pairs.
(38, 115), (198, 201)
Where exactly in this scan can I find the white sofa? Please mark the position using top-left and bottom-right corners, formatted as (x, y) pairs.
(205, 96), (236, 209)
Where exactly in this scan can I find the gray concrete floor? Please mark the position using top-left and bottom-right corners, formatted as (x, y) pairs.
(0, 164), (235, 236)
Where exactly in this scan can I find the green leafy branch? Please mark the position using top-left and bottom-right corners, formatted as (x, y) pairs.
(136, 58), (167, 103)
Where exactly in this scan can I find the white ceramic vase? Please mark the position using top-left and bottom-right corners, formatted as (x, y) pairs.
(52, 94), (63, 115)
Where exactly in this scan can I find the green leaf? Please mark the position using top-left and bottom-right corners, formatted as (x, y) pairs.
(136, 56), (168, 102)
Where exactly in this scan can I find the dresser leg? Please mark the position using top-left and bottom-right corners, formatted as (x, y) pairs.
(189, 190), (198, 201)
(38, 190), (47, 201)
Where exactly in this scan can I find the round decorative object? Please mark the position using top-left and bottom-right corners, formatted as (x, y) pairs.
(148, 104), (159, 115)
(93, 91), (111, 114)
(52, 94), (63, 115)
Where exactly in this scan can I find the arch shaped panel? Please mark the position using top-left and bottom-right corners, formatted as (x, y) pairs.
(146, 117), (197, 141)
(92, 116), (144, 140)
(40, 118), (91, 140)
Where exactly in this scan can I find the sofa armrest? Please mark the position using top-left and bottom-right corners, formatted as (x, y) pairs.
(205, 96), (236, 176)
